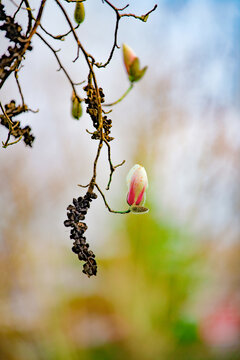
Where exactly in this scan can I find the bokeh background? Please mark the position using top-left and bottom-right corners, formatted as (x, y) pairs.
(0, 0), (240, 359)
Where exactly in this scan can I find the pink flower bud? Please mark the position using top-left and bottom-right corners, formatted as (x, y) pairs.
(123, 44), (137, 74)
(126, 164), (149, 213)
(122, 44), (147, 83)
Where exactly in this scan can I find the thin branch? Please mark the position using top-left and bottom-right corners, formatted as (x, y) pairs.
(0, 102), (18, 148)
(14, 69), (24, 106)
(104, 139), (125, 190)
(86, 129), (94, 135)
(118, 4), (129, 11)
(95, 5), (120, 68)
(0, 0), (46, 90)
(2, 135), (22, 148)
(54, 1), (96, 85)
(39, 23), (80, 41)
(22, 0), (47, 48)
(23, 0), (33, 36)
(0, 102), (13, 128)
(10, 0), (35, 11)
(78, 183), (90, 188)
(95, 183), (130, 214)
(121, 4), (158, 22)
(102, 109), (112, 114)
(36, 32), (81, 96)
(88, 141), (103, 193)
(2, 133), (12, 148)
(63, 0), (86, 2)
(54, 0), (103, 124)
(54, 0), (105, 195)
(28, 108), (39, 113)
(96, 1), (157, 68)
(13, 0), (24, 20)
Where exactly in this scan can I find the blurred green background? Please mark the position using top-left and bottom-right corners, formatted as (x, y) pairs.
(0, 0), (240, 359)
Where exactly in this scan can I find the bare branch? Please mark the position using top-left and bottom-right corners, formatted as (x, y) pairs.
(36, 32), (82, 96)
(39, 23), (80, 41)
(121, 4), (157, 22)
(96, 1), (157, 68)
(104, 139), (125, 190)
(14, 69), (24, 106)
(95, 183), (130, 214)
(23, 0), (34, 36)
(13, 0), (24, 20)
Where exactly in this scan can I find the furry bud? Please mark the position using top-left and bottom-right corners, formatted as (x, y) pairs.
(122, 43), (147, 83)
(71, 93), (82, 120)
(74, 1), (85, 24)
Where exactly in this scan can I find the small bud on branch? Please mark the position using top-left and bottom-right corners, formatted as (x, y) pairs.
(74, 1), (85, 24)
(71, 93), (83, 119)
(123, 43), (147, 83)
(126, 164), (149, 214)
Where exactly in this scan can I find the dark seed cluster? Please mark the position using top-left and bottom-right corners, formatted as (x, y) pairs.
(0, 4), (32, 85)
(102, 114), (114, 142)
(0, 14), (26, 44)
(84, 83), (102, 129)
(84, 84), (114, 142)
(0, 5), (35, 147)
(0, 100), (35, 147)
(64, 192), (98, 277)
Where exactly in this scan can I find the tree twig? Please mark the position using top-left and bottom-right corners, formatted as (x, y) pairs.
(95, 1), (157, 68)
(14, 69), (24, 106)
(36, 32), (82, 96)
(121, 4), (157, 22)
(95, 183), (130, 214)
(104, 139), (125, 190)
(39, 23), (80, 41)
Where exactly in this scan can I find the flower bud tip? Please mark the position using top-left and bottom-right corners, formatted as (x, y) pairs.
(126, 164), (149, 214)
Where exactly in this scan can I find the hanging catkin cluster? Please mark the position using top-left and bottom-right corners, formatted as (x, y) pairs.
(64, 192), (98, 277)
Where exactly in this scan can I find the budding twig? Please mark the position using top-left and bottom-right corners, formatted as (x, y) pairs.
(95, 184), (130, 214)
(121, 4), (158, 22)
(104, 139), (125, 190)
(78, 183), (90, 188)
(13, 0), (24, 20)
(14, 69), (24, 106)
(36, 32), (81, 96)
(0, 0), (46, 90)
(39, 23), (80, 41)
(96, 1), (157, 68)
(104, 83), (133, 107)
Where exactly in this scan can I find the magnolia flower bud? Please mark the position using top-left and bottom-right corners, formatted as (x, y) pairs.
(126, 164), (149, 214)
(123, 44), (137, 74)
(74, 1), (85, 25)
(71, 93), (82, 120)
(122, 43), (147, 83)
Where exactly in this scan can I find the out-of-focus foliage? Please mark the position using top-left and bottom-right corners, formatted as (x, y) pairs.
(0, 180), (239, 359)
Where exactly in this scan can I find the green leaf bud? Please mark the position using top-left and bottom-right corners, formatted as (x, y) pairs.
(129, 58), (147, 82)
(74, 1), (85, 25)
(71, 94), (83, 120)
(122, 44), (147, 83)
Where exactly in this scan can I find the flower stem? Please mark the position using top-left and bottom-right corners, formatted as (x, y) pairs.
(103, 83), (133, 107)
(95, 184), (130, 214)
